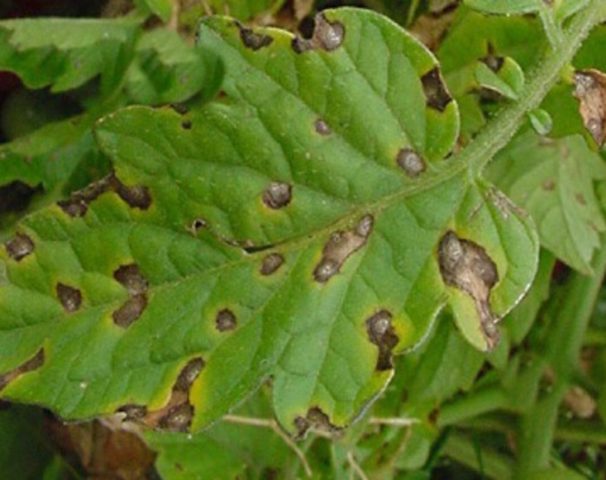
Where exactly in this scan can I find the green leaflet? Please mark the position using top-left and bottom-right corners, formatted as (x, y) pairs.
(135, 0), (173, 22)
(474, 56), (525, 100)
(488, 130), (606, 273)
(464, 0), (590, 48)
(125, 29), (208, 105)
(464, 0), (588, 21)
(208, 0), (285, 21)
(0, 18), (140, 95)
(0, 8), (538, 434)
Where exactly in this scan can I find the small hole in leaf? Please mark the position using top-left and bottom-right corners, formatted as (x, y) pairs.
(56, 283), (82, 313)
(181, 120), (192, 130)
(260, 253), (284, 275)
(5, 233), (34, 261)
(263, 182), (292, 209)
(191, 218), (207, 234)
(292, 13), (345, 53)
(215, 309), (237, 332)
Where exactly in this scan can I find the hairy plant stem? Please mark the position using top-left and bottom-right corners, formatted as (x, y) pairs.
(463, 0), (606, 176)
(442, 431), (514, 480)
(513, 236), (606, 478)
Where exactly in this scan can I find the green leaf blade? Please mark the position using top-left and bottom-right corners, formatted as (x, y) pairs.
(0, 8), (539, 436)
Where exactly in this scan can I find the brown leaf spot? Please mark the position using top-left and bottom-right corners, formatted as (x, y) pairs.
(170, 103), (189, 115)
(573, 69), (606, 146)
(366, 310), (399, 370)
(421, 67), (452, 112)
(112, 179), (152, 210)
(313, 215), (373, 283)
(175, 357), (205, 391)
(5, 233), (34, 261)
(396, 148), (426, 177)
(314, 118), (332, 135)
(158, 403), (194, 432)
(112, 295), (147, 328)
(0, 349), (44, 391)
(237, 22), (273, 50)
(57, 175), (113, 217)
(117, 404), (148, 421)
(294, 407), (341, 439)
(482, 44), (504, 72)
(58, 173), (151, 217)
(542, 179), (555, 191)
(260, 253), (284, 275)
(576, 193), (586, 205)
(438, 231), (500, 350)
(263, 182), (292, 209)
(215, 309), (237, 332)
(292, 13), (344, 53)
(113, 264), (148, 296)
(56, 283), (82, 313)
(141, 358), (203, 432)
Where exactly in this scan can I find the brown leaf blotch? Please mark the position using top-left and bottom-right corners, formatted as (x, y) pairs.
(5, 233), (34, 261)
(313, 215), (374, 283)
(117, 404), (148, 421)
(175, 357), (205, 391)
(396, 148), (426, 177)
(0, 349), (45, 391)
(237, 22), (273, 50)
(170, 103), (189, 115)
(366, 310), (399, 370)
(56, 283), (83, 313)
(112, 294), (147, 328)
(57, 175), (113, 217)
(113, 264), (148, 296)
(158, 403), (193, 432)
(112, 180), (152, 210)
(438, 231), (500, 350)
(260, 253), (284, 275)
(263, 182), (292, 209)
(314, 118), (332, 135)
(421, 67), (452, 112)
(215, 309), (237, 332)
(294, 406), (341, 439)
(292, 13), (344, 53)
(573, 69), (606, 147)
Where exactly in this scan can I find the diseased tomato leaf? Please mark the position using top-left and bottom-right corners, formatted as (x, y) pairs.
(0, 8), (538, 435)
